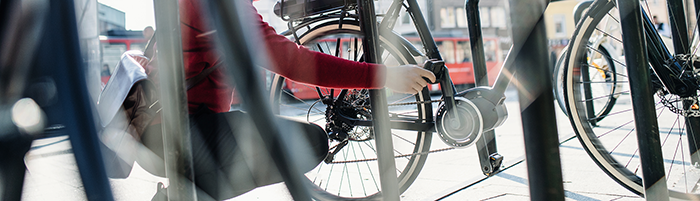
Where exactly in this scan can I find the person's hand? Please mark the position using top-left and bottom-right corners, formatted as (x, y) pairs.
(384, 64), (436, 94)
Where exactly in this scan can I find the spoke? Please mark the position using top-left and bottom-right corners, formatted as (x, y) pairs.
(582, 64), (628, 78)
(594, 27), (624, 44)
(359, 141), (380, 191)
(392, 132), (416, 146)
(577, 90), (629, 102)
(598, 119), (634, 139)
(579, 80), (628, 84)
(608, 122), (636, 153)
(588, 108), (633, 121)
(280, 102), (324, 116)
(605, 11), (620, 25)
(344, 144), (352, 196)
(283, 88), (326, 114)
(350, 142), (369, 196)
(586, 45), (627, 68)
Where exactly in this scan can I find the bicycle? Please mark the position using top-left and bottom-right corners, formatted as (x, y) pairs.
(264, 0), (539, 199)
(561, 0), (700, 198)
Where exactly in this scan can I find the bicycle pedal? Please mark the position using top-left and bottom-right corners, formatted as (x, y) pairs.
(489, 153), (503, 171)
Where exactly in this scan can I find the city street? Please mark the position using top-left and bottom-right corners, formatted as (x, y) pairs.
(19, 87), (649, 200)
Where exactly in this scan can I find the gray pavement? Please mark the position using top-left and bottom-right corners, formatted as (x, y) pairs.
(20, 89), (646, 200)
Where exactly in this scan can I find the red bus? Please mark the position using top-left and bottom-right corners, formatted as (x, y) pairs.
(283, 37), (503, 99)
(99, 31), (148, 84)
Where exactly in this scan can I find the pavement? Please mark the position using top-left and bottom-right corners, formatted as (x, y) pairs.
(19, 88), (646, 200)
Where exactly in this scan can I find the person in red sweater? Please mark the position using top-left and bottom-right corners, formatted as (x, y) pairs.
(148, 0), (436, 200)
(180, 0), (435, 113)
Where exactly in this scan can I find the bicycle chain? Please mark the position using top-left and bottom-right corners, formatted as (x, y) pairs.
(328, 147), (455, 164)
(657, 91), (700, 117)
(324, 97), (446, 164)
(386, 99), (444, 107)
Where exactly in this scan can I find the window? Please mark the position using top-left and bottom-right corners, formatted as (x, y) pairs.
(483, 40), (497, 61)
(100, 42), (127, 73)
(455, 41), (472, 63)
(436, 41), (456, 63)
(490, 7), (506, 28)
(440, 8), (456, 28)
(479, 7), (490, 27)
(553, 14), (567, 37)
(456, 7), (468, 28)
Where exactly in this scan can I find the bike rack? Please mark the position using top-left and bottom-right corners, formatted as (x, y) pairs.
(6, 0), (116, 200)
(509, 0), (566, 200)
(152, 0), (198, 200)
(465, 0), (502, 176)
(617, 0), (670, 200)
(357, 0), (402, 199)
(667, 0), (700, 165)
(203, 0), (317, 200)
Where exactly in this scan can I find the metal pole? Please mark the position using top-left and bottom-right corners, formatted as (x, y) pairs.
(617, 0), (670, 200)
(667, 0), (700, 165)
(0, 110), (32, 201)
(509, 0), (565, 200)
(152, 0), (197, 200)
(44, 0), (115, 200)
(358, 0), (400, 199)
(202, 0), (312, 200)
(465, 0), (500, 176)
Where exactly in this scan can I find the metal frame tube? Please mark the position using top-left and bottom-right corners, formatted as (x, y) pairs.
(46, 0), (114, 200)
(667, 0), (700, 166)
(152, 0), (197, 200)
(465, 0), (500, 176)
(509, 0), (565, 200)
(617, 0), (670, 200)
(203, 0), (312, 200)
(358, 0), (400, 199)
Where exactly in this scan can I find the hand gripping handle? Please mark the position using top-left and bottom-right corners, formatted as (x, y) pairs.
(423, 60), (445, 84)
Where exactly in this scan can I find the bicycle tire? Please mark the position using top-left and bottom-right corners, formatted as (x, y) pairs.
(564, 0), (700, 199)
(553, 45), (619, 119)
(269, 20), (433, 200)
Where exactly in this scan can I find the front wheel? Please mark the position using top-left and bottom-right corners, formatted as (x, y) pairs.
(564, 0), (700, 199)
(269, 20), (433, 200)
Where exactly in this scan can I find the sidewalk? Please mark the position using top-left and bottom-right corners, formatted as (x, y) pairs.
(20, 93), (646, 200)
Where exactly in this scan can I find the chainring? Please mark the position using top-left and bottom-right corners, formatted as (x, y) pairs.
(435, 97), (483, 148)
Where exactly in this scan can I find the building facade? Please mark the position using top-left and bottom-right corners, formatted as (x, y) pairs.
(97, 3), (126, 34)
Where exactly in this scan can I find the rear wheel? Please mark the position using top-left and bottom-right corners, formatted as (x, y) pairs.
(269, 20), (433, 200)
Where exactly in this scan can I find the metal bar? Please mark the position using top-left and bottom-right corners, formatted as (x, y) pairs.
(406, 0), (441, 60)
(581, 58), (597, 126)
(0, 107), (32, 201)
(43, 0), (114, 200)
(465, 0), (500, 176)
(465, 0), (487, 87)
(668, 0), (690, 53)
(152, 0), (197, 200)
(617, 0), (670, 200)
(358, 0), (400, 199)
(203, 0), (312, 200)
(509, 0), (565, 200)
(667, 0), (700, 165)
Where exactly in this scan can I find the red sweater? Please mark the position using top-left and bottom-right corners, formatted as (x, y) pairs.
(179, 0), (386, 113)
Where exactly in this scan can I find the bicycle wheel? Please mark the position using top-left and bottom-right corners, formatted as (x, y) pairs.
(564, 0), (700, 198)
(269, 20), (433, 200)
(553, 45), (619, 118)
